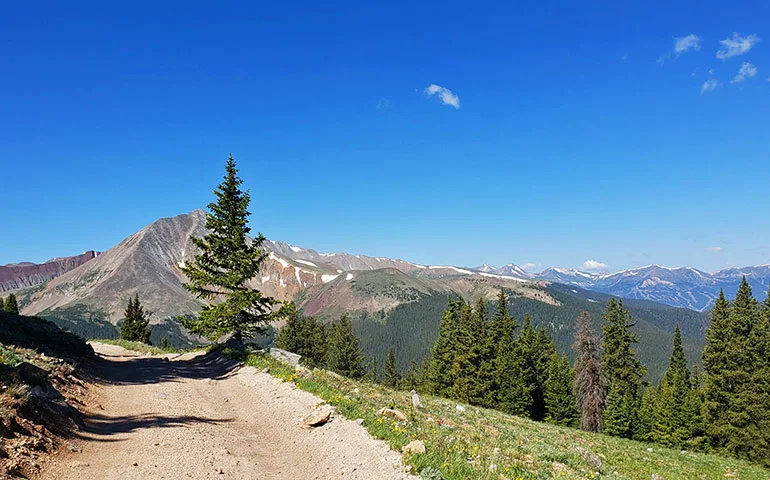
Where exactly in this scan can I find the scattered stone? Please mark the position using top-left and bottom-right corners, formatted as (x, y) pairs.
(455, 404), (466, 413)
(647, 447), (653, 452)
(66, 443), (82, 453)
(651, 474), (664, 480)
(402, 440), (426, 455)
(680, 450), (688, 454)
(411, 390), (422, 409)
(575, 446), (602, 470)
(301, 408), (333, 428)
(353, 388), (360, 394)
(553, 462), (569, 475)
(133, 462), (139, 467)
(295, 365), (311, 378)
(488, 463), (497, 472)
(354, 418), (364, 425)
(261, 367), (269, 374)
(376, 407), (408, 423)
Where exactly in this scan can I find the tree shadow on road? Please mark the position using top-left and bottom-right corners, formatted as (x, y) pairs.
(87, 349), (243, 387)
(73, 413), (234, 441)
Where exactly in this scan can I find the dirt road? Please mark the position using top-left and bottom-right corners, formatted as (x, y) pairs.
(41, 343), (416, 479)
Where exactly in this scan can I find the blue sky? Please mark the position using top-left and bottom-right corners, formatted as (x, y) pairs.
(2, 1), (769, 272)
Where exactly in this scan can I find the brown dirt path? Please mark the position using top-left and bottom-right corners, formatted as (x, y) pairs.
(40, 343), (416, 480)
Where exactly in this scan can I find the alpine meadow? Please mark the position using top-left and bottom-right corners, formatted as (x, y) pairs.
(2, 3), (769, 479)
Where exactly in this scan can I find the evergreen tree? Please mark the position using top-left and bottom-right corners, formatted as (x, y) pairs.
(161, 336), (170, 350)
(426, 298), (462, 396)
(573, 312), (605, 433)
(650, 325), (697, 448)
(516, 315), (554, 420)
(0, 297), (5, 312)
(481, 290), (510, 408)
(276, 306), (328, 368)
(495, 309), (531, 416)
(325, 314), (366, 378)
(451, 300), (489, 405)
(544, 353), (579, 427)
(4, 294), (19, 314)
(181, 155), (286, 341)
(383, 347), (400, 388)
(400, 360), (424, 391)
(702, 280), (768, 462)
(601, 298), (646, 438)
(120, 294), (151, 344)
(364, 355), (380, 383)
(636, 385), (657, 442)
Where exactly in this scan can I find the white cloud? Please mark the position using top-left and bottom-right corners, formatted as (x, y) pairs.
(716, 33), (760, 60)
(521, 262), (540, 272)
(674, 34), (701, 54)
(424, 84), (460, 109)
(376, 98), (391, 110)
(658, 34), (701, 64)
(582, 260), (608, 271)
(731, 62), (757, 83)
(701, 78), (720, 94)
(706, 246), (724, 252)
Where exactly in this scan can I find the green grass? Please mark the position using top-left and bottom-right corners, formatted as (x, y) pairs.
(226, 348), (769, 480)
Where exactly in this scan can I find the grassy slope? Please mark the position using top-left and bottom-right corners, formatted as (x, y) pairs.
(227, 348), (768, 480)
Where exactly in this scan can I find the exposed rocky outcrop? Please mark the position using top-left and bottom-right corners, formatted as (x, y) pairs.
(0, 251), (98, 292)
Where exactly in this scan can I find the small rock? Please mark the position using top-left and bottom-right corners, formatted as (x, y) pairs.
(553, 462), (569, 475)
(488, 463), (497, 472)
(295, 365), (311, 378)
(217, 468), (224, 474)
(647, 447), (653, 452)
(261, 367), (269, 373)
(411, 390), (423, 409)
(66, 443), (82, 453)
(353, 388), (360, 394)
(651, 474), (664, 480)
(133, 462), (139, 467)
(455, 404), (466, 413)
(69, 461), (90, 468)
(575, 446), (602, 470)
(402, 440), (426, 455)
(680, 450), (688, 454)
(354, 418), (364, 425)
(376, 407), (408, 422)
(301, 407), (333, 428)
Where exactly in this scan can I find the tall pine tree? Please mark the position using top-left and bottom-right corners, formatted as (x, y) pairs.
(573, 312), (605, 433)
(601, 298), (646, 438)
(649, 325), (698, 448)
(544, 353), (579, 427)
(4, 294), (19, 314)
(426, 298), (463, 396)
(496, 306), (531, 416)
(325, 314), (366, 378)
(181, 155), (286, 340)
(383, 346), (400, 388)
(451, 300), (489, 405)
(120, 294), (151, 344)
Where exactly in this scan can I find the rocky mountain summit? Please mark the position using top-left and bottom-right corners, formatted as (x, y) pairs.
(0, 251), (98, 292)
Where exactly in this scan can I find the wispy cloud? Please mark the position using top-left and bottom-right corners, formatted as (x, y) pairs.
(376, 98), (391, 110)
(716, 33), (760, 60)
(701, 78), (720, 94)
(424, 84), (460, 109)
(521, 262), (540, 272)
(706, 246), (724, 252)
(582, 260), (608, 271)
(658, 34), (701, 64)
(675, 34), (702, 54)
(731, 62), (757, 83)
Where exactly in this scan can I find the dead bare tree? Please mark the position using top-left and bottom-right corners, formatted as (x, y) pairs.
(572, 311), (606, 433)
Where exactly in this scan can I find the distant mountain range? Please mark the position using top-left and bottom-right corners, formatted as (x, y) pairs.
(5, 210), (714, 380)
(472, 263), (769, 311)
